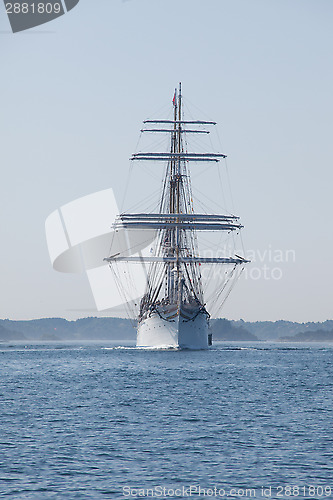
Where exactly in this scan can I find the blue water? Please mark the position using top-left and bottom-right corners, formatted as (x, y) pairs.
(0, 342), (333, 499)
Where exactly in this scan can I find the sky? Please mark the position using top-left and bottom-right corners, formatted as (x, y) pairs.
(0, 0), (332, 323)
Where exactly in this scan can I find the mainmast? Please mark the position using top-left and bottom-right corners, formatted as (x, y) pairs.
(167, 82), (196, 305)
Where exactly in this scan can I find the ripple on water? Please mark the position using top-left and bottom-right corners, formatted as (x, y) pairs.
(0, 342), (332, 499)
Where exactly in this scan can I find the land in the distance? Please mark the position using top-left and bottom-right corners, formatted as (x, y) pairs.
(0, 317), (332, 342)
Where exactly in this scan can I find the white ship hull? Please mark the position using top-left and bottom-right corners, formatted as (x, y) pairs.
(137, 307), (210, 349)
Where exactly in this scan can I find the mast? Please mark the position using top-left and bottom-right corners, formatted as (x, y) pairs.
(105, 84), (249, 319)
(168, 83), (181, 302)
(176, 83), (181, 309)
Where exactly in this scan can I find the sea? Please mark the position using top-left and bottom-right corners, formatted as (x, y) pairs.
(1, 341), (332, 500)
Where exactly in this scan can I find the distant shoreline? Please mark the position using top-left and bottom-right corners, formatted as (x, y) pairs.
(1, 317), (333, 343)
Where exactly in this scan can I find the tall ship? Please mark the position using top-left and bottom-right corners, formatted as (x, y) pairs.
(105, 84), (248, 349)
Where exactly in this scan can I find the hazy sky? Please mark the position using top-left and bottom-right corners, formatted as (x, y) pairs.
(0, 0), (332, 322)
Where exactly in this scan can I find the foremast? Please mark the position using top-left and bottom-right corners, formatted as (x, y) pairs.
(165, 83), (199, 310)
